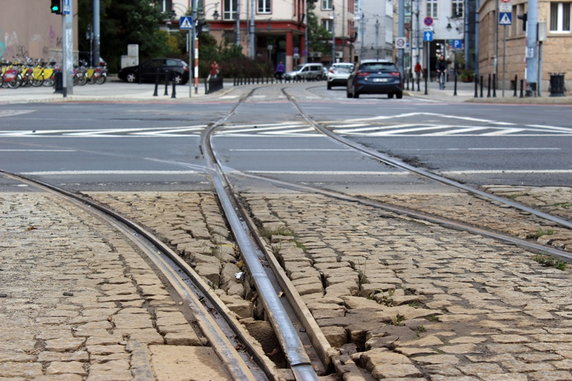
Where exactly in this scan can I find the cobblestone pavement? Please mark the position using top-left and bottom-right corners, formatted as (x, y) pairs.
(0, 192), (229, 380)
(85, 188), (572, 380)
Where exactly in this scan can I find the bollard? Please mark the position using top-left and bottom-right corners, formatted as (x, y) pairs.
(474, 77), (478, 98)
(164, 70), (169, 96)
(453, 71), (458, 96)
(171, 77), (176, 98)
(153, 69), (159, 96)
(487, 74), (491, 97)
(520, 79), (524, 98)
(417, 76), (420, 92)
(424, 73), (428, 95)
(493, 73), (497, 97)
(513, 75), (518, 97)
(480, 76), (484, 97)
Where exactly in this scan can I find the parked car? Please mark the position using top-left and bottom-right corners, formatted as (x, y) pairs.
(326, 62), (354, 89)
(346, 59), (403, 99)
(283, 63), (325, 81)
(118, 58), (189, 84)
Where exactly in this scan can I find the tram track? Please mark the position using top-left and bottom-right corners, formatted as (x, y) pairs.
(2, 83), (572, 380)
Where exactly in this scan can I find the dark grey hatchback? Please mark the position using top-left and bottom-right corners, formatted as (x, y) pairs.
(346, 60), (403, 99)
(118, 58), (190, 84)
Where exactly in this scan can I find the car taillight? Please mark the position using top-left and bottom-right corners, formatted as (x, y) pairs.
(356, 72), (369, 77)
(390, 72), (400, 77)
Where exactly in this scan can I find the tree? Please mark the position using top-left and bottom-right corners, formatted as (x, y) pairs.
(306, 0), (332, 57)
(78, 0), (173, 72)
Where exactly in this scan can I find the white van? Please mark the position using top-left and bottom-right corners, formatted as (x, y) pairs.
(283, 63), (325, 81)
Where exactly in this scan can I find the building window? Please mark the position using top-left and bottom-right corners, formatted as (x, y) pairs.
(452, 0), (463, 18)
(322, 19), (333, 33)
(322, 0), (333, 10)
(223, 0), (237, 20)
(550, 2), (571, 32)
(426, 0), (438, 18)
(258, 0), (271, 13)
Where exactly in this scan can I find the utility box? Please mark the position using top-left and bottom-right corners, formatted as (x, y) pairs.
(120, 44), (139, 69)
(549, 73), (566, 97)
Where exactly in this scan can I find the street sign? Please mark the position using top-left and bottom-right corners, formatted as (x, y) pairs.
(62, 0), (71, 15)
(452, 39), (463, 49)
(499, 12), (512, 25)
(499, 3), (511, 12)
(180, 16), (194, 30)
(395, 37), (407, 49)
(424, 16), (434, 26)
(423, 31), (434, 42)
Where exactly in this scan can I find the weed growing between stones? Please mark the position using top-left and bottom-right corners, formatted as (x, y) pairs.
(533, 254), (568, 270)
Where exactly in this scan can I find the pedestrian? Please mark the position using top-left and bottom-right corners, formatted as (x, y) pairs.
(275, 61), (285, 80)
(436, 56), (448, 89)
(414, 62), (422, 80)
(208, 61), (220, 81)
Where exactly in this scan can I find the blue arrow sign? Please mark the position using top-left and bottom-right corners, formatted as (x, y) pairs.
(499, 12), (512, 25)
(180, 16), (194, 30)
(423, 31), (434, 42)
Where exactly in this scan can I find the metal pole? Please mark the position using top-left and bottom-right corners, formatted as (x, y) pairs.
(93, 0), (100, 67)
(192, 0), (199, 94)
(331, 6), (336, 64)
(526, 0), (538, 95)
(63, 2), (73, 96)
(502, 25), (506, 97)
(188, 30), (192, 97)
(398, 0), (405, 75)
(236, 0), (241, 47)
(249, 0), (255, 58)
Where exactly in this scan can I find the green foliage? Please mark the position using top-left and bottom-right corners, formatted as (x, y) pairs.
(533, 254), (567, 270)
(306, 0), (333, 55)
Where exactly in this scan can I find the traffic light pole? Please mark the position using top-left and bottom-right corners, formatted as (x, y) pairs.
(525, 0), (538, 96)
(62, 3), (73, 97)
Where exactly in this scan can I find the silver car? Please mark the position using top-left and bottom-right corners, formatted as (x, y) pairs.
(283, 63), (325, 81)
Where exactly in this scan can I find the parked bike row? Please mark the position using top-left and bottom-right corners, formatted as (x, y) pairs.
(0, 59), (107, 89)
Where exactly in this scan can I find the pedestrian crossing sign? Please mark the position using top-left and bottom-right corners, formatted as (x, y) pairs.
(499, 12), (512, 25)
(180, 16), (194, 30)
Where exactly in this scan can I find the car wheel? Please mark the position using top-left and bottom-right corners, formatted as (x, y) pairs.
(396, 91), (403, 99)
(126, 73), (137, 83)
(388, 93), (394, 99)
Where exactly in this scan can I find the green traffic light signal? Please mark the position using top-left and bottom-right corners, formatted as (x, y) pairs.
(51, 0), (62, 14)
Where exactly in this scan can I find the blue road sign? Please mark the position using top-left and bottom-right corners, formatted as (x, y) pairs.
(499, 12), (512, 25)
(423, 31), (434, 42)
(452, 39), (463, 49)
(180, 16), (194, 30)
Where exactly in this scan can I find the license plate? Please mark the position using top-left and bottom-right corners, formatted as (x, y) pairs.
(373, 78), (388, 82)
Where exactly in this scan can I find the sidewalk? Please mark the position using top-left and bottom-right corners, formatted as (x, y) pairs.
(405, 77), (572, 104)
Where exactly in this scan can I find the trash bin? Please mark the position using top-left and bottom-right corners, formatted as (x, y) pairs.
(549, 72), (565, 97)
(53, 71), (63, 93)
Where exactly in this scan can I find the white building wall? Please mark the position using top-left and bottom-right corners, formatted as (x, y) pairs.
(356, 0), (394, 60)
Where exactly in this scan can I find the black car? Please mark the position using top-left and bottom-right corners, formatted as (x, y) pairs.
(118, 58), (190, 84)
(347, 59), (403, 99)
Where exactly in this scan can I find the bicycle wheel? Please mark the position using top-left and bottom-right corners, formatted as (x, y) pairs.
(95, 74), (106, 85)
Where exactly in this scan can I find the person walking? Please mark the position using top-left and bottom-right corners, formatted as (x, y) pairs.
(436, 56), (448, 90)
(208, 61), (220, 81)
(275, 61), (285, 80)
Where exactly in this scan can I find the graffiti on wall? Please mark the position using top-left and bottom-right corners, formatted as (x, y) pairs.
(1, 23), (61, 61)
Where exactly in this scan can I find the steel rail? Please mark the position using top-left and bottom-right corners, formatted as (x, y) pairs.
(0, 170), (268, 381)
(283, 88), (572, 231)
(201, 124), (320, 380)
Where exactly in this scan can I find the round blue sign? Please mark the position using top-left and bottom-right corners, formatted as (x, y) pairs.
(424, 17), (434, 26)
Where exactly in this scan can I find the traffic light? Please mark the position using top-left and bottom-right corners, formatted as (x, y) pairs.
(50, 0), (62, 14)
(517, 13), (527, 31)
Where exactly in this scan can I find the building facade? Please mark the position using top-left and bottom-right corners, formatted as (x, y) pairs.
(356, 0), (394, 61)
(313, 0), (357, 63)
(479, 0), (572, 93)
(0, 0), (78, 63)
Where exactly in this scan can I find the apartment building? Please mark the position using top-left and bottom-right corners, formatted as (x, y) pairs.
(313, 0), (357, 63)
(355, 0), (394, 61)
(479, 0), (572, 92)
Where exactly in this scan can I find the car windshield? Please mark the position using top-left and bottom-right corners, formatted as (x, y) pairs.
(359, 63), (398, 72)
(335, 67), (352, 73)
(294, 65), (304, 71)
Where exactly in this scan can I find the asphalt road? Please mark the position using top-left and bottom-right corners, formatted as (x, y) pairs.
(0, 83), (570, 193)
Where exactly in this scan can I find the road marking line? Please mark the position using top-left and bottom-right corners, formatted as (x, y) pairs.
(442, 169), (572, 175)
(229, 148), (352, 152)
(22, 170), (203, 175)
(0, 149), (76, 152)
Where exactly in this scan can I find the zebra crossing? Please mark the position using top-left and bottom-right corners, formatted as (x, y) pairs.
(1, 113), (571, 137)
